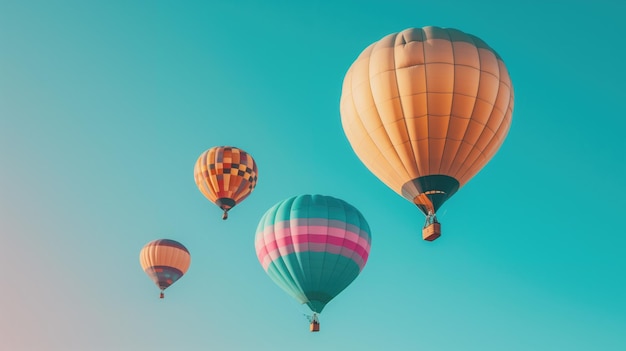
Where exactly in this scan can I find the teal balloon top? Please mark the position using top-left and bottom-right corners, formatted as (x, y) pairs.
(255, 195), (372, 313)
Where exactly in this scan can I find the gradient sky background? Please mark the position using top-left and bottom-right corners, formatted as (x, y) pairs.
(2, 1), (625, 350)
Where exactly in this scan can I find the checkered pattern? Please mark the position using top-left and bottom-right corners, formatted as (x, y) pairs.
(194, 146), (258, 209)
(208, 162), (257, 184)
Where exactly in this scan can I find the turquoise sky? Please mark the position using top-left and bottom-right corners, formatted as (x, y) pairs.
(2, 1), (625, 350)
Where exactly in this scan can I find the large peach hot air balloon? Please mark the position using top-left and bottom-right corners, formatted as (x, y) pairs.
(194, 146), (258, 220)
(340, 26), (514, 241)
(139, 239), (191, 298)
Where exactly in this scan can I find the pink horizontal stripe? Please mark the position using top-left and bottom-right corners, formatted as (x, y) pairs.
(263, 224), (368, 243)
(256, 232), (370, 261)
(256, 234), (370, 270)
(255, 226), (370, 252)
(258, 233), (368, 255)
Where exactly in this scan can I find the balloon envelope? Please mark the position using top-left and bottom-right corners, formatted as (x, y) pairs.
(194, 146), (258, 219)
(139, 239), (191, 295)
(255, 195), (372, 313)
(340, 26), (514, 216)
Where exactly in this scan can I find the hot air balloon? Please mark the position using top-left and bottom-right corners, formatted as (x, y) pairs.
(194, 146), (258, 220)
(340, 26), (514, 241)
(139, 239), (191, 298)
(255, 194), (372, 332)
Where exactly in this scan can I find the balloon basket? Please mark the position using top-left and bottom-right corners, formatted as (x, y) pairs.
(422, 222), (441, 241)
(310, 321), (320, 332)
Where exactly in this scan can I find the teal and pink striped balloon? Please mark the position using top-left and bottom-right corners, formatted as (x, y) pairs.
(255, 195), (372, 313)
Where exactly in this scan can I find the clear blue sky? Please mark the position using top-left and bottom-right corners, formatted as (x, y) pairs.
(1, 1), (625, 350)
